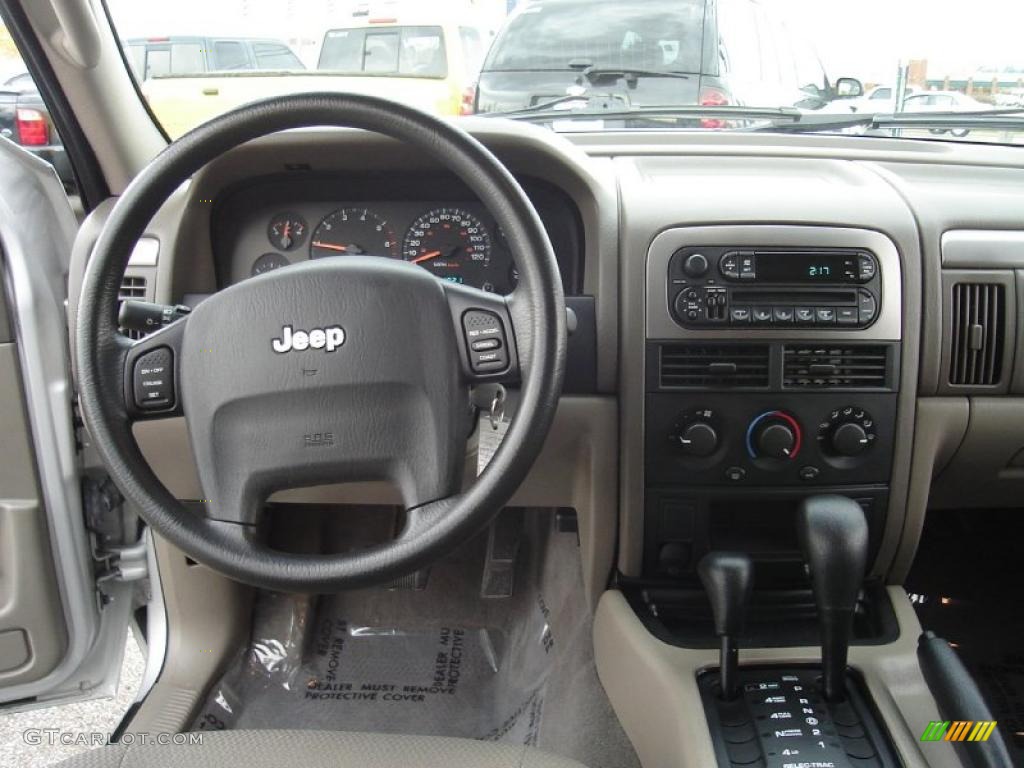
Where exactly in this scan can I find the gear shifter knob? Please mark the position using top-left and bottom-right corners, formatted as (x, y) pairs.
(796, 495), (869, 702)
(698, 551), (754, 700)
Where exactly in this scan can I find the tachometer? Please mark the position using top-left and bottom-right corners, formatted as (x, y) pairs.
(402, 207), (494, 289)
(310, 208), (398, 259)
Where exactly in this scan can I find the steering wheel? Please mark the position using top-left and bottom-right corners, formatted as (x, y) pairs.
(76, 93), (566, 592)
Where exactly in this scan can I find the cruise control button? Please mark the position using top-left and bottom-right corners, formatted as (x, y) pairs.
(471, 338), (501, 352)
(133, 347), (174, 410)
(815, 307), (836, 323)
(462, 310), (509, 374)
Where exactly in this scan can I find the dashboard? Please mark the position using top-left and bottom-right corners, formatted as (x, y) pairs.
(81, 120), (1024, 612)
(212, 172), (584, 293)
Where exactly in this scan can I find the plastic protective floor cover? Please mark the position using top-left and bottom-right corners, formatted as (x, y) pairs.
(191, 511), (639, 768)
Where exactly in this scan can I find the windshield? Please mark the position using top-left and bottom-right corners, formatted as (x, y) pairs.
(104, 0), (1024, 145)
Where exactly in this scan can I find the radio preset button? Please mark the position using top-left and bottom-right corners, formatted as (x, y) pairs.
(773, 307), (794, 323)
(730, 307), (751, 323)
(815, 307), (836, 323)
(794, 307), (815, 324)
(837, 307), (859, 325)
(752, 307), (773, 324)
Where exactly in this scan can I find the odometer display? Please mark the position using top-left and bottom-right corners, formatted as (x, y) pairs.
(402, 207), (495, 290)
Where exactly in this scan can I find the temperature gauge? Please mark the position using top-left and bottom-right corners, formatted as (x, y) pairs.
(267, 212), (307, 252)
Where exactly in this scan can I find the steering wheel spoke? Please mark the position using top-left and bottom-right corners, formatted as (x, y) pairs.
(122, 317), (186, 421)
(444, 282), (521, 384)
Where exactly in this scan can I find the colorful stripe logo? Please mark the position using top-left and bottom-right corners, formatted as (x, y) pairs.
(921, 721), (998, 742)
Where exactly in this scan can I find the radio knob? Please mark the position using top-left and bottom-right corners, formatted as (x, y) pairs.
(830, 422), (870, 457)
(683, 253), (709, 278)
(675, 421), (718, 457)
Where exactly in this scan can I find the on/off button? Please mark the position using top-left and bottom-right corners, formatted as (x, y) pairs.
(133, 347), (175, 410)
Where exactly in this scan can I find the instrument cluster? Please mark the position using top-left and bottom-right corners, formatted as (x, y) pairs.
(242, 202), (518, 294)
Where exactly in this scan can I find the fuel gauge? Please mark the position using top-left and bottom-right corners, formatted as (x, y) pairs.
(267, 212), (307, 251)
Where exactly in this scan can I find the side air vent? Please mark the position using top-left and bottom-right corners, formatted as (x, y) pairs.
(118, 275), (149, 339)
(660, 344), (770, 389)
(119, 275), (148, 299)
(783, 345), (889, 389)
(949, 282), (1005, 386)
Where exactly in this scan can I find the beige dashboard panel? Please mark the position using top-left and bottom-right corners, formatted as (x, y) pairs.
(134, 395), (617, 608)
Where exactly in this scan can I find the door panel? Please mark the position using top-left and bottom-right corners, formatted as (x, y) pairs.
(0, 342), (68, 686)
(0, 140), (131, 709)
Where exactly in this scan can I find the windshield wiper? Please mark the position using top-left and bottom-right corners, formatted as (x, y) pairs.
(761, 108), (1024, 134)
(484, 103), (803, 122)
(578, 66), (692, 85)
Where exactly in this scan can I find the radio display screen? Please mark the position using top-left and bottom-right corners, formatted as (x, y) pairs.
(755, 252), (858, 283)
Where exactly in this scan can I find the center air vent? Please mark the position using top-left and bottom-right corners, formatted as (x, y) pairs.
(783, 345), (889, 389)
(660, 344), (770, 389)
(948, 282), (1005, 387)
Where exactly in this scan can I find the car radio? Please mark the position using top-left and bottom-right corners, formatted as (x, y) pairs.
(667, 247), (881, 328)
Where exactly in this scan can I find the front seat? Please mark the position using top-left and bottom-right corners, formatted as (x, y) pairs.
(55, 730), (588, 768)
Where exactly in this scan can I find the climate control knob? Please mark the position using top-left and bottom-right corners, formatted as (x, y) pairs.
(670, 408), (721, 459)
(747, 411), (803, 462)
(819, 406), (876, 458)
(831, 422), (869, 457)
(675, 421), (719, 457)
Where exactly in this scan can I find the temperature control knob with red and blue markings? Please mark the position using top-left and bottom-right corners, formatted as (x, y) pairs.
(746, 410), (803, 461)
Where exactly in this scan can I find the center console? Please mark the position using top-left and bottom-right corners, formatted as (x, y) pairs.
(641, 227), (902, 589)
(634, 226), (906, 768)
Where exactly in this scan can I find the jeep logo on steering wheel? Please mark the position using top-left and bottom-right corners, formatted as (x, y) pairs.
(271, 324), (346, 354)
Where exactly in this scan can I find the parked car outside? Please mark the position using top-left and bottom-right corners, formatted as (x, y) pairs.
(844, 84), (918, 113)
(316, 14), (490, 117)
(472, 0), (862, 116)
(0, 72), (74, 189)
(902, 90), (988, 137)
(122, 36), (305, 138)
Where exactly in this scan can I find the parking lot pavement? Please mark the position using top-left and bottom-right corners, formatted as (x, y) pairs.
(0, 633), (145, 767)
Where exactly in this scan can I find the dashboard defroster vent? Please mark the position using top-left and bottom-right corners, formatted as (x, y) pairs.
(783, 345), (889, 389)
(948, 282), (1005, 386)
(659, 344), (770, 389)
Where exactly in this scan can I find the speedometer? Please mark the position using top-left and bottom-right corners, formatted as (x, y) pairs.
(402, 207), (494, 290)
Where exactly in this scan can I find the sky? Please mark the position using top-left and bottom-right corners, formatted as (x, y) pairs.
(89, 0), (1024, 85)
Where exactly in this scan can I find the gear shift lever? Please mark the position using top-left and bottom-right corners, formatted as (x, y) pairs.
(796, 495), (869, 702)
(698, 551), (754, 700)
